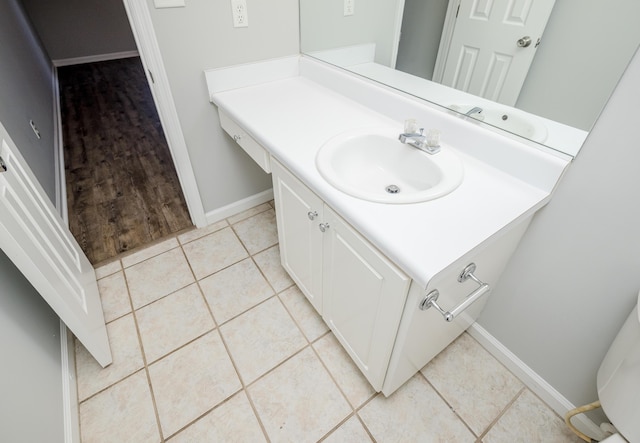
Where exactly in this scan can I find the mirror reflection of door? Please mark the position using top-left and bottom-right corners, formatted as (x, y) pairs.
(434, 0), (556, 106)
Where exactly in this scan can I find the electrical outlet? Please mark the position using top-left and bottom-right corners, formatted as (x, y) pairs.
(231, 0), (249, 28)
(344, 0), (354, 16)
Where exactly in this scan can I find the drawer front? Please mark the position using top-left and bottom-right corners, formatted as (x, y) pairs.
(219, 110), (271, 173)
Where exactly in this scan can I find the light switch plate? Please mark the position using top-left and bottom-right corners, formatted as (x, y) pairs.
(154, 0), (185, 8)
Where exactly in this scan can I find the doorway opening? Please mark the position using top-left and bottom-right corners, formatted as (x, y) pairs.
(58, 57), (193, 265)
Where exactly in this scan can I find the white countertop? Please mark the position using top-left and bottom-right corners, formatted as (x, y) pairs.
(208, 57), (570, 288)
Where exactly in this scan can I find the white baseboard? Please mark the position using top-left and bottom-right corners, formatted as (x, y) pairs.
(205, 189), (274, 225)
(468, 323), (606, 441)
(53, 50), (139, 67)
(60, 322), (80, 443)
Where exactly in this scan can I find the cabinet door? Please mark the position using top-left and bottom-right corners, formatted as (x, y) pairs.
(322, 206), (410, 391)
(271, 159), (324, 313)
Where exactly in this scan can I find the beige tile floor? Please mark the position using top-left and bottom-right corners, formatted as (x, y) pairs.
(77, 202), (582, 443)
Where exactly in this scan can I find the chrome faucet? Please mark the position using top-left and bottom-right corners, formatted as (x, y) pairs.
(465, 106), (483, 116)
(398, 128), (440, 154)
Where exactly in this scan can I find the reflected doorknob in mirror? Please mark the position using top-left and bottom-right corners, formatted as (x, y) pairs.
(301, 0), (640, 157)
(517, 36), (532, 48)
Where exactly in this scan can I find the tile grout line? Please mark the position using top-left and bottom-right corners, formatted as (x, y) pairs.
(225, 203), (273, 226)
(273, 284), (379, 442)
(315, 412), (359, 442)
(231, 211), (379, 441)
(174, 219), (229, 246)
(153, 245), (244, 441)
(184, 233), (273, 443)
(122, 256), (168, 443)
(418, 369), (480, 439)
(353, 394), (382, 442)
(476, 386), (527, 441)
(92, 219), (347, 440)
(86, 202), (573, 442)
(90, 255), (170, 441)
(354, 412), (378, 443)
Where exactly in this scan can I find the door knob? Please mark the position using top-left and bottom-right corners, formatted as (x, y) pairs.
(517, 36), (532, 48)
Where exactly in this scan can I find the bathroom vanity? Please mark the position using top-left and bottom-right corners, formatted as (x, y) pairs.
(205, 56), (570, 395)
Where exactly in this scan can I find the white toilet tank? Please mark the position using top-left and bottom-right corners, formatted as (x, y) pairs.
(596, 291), (640, 442)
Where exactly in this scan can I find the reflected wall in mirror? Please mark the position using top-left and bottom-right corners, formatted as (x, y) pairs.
(300, 0), (640, 157)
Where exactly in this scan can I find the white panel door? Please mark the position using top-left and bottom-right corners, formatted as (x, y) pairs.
(271, 159), (324, 314)
(0, 122), (112, 367)
(439, 0), (556, 105)
(322, 206), (410, 391)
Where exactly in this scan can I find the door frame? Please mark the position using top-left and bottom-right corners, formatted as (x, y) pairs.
(432, 0), (459, 83)
(121, 0), (206, 228)
(389, 0), (406, 69)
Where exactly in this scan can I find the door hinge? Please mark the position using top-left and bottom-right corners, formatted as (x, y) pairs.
(148, 70), (155, 84)
(456, 4), (460, 18)
(0, 156), (7, 172)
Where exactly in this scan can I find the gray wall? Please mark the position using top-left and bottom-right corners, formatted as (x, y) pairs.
(20, 0), (137, 61)
(0, 0), (57, 201)
(0, 3), (64, 441)
(0, 250), (65, 443)
(145, 0), (299, 213)
(517, 0), (640, 130)
(479, 46), (640, 413)
(300, 0), (402, 66)
(395, 0), (447, 80)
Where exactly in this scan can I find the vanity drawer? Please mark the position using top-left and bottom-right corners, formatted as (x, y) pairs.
(219, 110), (271, 173)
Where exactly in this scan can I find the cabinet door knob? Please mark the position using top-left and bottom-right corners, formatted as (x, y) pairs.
(319, 222), (330, 232)
(307, 211), (318, 220)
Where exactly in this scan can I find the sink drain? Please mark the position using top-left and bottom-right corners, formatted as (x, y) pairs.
(385, 184), (401, 194)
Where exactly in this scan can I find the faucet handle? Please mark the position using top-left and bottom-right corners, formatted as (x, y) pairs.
(426, 129), (440, 147)
(404, 119), (419, 134)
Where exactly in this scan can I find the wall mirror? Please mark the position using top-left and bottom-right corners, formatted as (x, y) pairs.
(300, 0), (640, 157)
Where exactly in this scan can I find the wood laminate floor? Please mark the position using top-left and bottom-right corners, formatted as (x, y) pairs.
(59, 57), (192, 265)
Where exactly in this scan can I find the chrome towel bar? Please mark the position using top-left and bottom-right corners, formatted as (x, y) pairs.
(419, 263), (491, 322)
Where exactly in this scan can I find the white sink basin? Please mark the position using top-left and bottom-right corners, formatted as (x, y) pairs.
(316, 128), (464, 204)
(451, 104), (548, 143)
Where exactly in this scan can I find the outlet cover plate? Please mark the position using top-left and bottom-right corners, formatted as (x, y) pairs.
(231, 0), (249, 27)
(344, 0), (354, 16)
(154, 0), (185, 8)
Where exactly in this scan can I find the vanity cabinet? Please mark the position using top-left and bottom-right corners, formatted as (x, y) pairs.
(271, 159), (532, 394)
(210, 63), (567, 397)
(271, 159), (323, 313)
(322, 205), (410, 390)
(271, 159), (410, 390)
